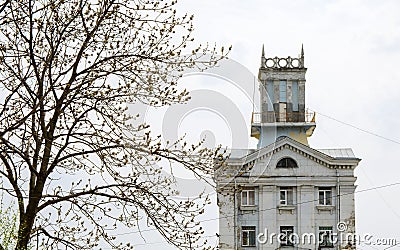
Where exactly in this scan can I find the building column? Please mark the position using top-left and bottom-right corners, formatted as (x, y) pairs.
(260, 185), (277, 250)
(299, 185), (315, 250)
(218, 186), (236, 250)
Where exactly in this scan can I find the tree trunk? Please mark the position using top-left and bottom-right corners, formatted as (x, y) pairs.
(15, 183), (44, 250)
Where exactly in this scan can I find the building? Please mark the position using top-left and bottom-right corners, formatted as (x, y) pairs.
(216, 46), (361, 250)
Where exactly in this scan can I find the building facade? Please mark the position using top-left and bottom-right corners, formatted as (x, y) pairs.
(216, 46), (361, 250)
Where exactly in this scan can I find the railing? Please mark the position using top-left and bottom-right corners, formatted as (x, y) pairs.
(251, 111), (315, 124)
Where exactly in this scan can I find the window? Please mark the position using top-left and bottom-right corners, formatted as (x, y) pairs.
(267, 80), (274, 111)
(292, 81), (299, 111)
(280, 187), (293, 205)
(279, 80), (287, 102)
(319, 187), (332, 205)
(242, 226), (256, 247)
(276, 157), (298, 168)
(319, 226), (334, 247)
(241, 189), (255, 206)
(279, 226), (294, 246)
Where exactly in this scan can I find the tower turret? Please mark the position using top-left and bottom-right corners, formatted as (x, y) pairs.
(251, 45), (316, 148)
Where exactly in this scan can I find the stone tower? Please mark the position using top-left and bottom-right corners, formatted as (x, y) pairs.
(251, 45), (316, 148)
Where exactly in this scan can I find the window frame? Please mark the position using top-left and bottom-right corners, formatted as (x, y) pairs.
(279, 187), (293, 205)
(318, 187), (333, 206)
(292, 80), (299, 111)
(276, 157), (298, 168)
(279, 80), (287, 103)
(241, 189), (256, 206)
(266, 80), (274, 111)
(242, 226), (256, 247)
(279, 226), (294, 246)
(319, 226), (334, 247)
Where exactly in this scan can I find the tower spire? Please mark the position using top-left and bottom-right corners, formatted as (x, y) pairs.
(300, 43), (305, 67)
(261, 44), (266, 67)
(262, 44), (265, 57)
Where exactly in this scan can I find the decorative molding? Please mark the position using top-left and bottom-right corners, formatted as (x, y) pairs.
(316, 205), (335, 214)
(278, 205), (296, 214)
(261, 56), (305, 69)
(240, 205), (258, 211)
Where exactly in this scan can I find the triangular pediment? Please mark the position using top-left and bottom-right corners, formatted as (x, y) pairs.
(227, 137), (360, 170)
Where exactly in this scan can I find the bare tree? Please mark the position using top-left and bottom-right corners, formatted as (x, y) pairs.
(0, 0), (228, 249)
(0, 1), (9, 15)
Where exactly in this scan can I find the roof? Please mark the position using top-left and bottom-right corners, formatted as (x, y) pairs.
(226, 149), (256, 159)
(317, 148), (356, 159)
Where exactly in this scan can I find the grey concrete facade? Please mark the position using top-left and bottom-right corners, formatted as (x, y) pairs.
(216, 138), (360, 250)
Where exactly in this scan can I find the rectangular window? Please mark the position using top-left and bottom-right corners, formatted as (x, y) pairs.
(242, 226), (256, 247)
(292, 81), (299, 111)
(280, 226), (294, 246)
(267, 80), (274, 111)
(319, 226), (334, 247)
(241, 189), (255, 206)
(280, 187), (293, 205)
(319, 188), (332, 205)
(279, 80), (287, 102)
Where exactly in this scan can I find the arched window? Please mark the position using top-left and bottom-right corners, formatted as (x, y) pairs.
(276, 157), (298, 168)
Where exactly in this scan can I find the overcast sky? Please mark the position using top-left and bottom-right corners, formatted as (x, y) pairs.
(133, 1), (400, 249)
